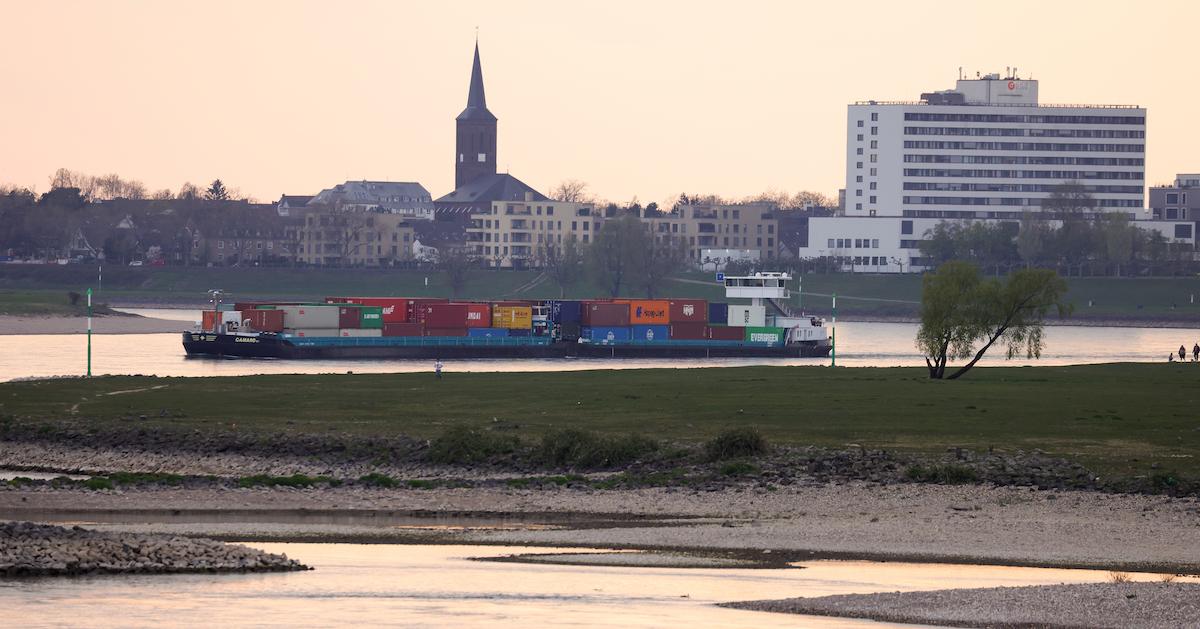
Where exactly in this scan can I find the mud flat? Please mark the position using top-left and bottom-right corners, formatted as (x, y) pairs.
(723, 581), (1200, 629)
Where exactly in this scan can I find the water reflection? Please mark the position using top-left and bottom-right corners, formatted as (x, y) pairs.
(0, 543), (1162, 628)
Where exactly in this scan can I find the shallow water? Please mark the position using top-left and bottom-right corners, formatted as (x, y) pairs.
(0, 308), (1196, 381)
(0, 543), (1151, 628)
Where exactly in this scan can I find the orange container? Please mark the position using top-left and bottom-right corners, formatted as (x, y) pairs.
(627, 300), (670, 324)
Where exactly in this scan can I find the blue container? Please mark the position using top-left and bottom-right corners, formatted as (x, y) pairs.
(508, 328), (531, 337)
(551, 300), (583, 324)
(631, 324), (669, 342)
(467, 327), (509, 338)
(582, 326), (631, 343)
(708, 302), (729, 325)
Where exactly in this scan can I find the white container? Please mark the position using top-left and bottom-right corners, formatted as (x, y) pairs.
(279, 305), (340, 329)
(726, 304), (766, 327)
(338, 328), (383, 337)
(221, 310), (243, 332)
(285, 328), (338, 338)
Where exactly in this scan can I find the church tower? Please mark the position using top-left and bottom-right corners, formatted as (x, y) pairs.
(455, 42), (498, 189)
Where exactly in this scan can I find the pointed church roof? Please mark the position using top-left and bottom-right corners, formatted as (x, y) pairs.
(457, 43), (497, 122)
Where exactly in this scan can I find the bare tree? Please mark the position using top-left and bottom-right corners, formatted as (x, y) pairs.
(178, 182), (202, 200)
(539, 235), (585, 297)
(586, 213), (646, 297)
(635, 232), (688, 297)
(549, 179), (592, 203)
(437, 246), (477, 297)
(49, 168), (97, 200)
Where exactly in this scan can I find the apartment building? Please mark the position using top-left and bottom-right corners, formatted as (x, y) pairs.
(467, 198), (600, 269)
(296, 211), (417, 267)
(641, 202), (779, 265)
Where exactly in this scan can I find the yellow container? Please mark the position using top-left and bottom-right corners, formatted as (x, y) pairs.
(492, 305), (533, 329)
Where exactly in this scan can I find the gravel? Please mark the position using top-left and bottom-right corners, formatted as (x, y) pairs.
(723, 582), (1200, 629)
(0, 521), (308, 576)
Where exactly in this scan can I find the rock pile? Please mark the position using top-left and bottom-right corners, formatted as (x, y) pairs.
(0, 521), (309, 577)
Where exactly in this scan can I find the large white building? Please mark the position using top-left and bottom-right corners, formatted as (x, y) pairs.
(798, 72), (1193, 272)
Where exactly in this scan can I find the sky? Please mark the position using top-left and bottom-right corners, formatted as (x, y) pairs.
(2, 1), (1198, 205)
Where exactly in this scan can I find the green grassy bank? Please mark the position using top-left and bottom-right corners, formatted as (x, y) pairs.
(2, 265), (1198, 321)
(2, 364), (1196, 480)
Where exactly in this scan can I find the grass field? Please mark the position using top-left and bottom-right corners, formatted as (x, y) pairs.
(0, 290), (119, 317)
(2, 364), (1196, 480)
(2, 265), (1200, 321)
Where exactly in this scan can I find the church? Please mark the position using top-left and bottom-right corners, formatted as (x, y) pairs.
(434, 42), (548, 216)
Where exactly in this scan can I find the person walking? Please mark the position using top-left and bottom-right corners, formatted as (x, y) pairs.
(1179, 345), (1187, 361)
(1193, 342), (1199, 362)
(434, 358), (443, 379)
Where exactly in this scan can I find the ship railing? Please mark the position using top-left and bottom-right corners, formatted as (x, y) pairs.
(284, 335), (552, 347)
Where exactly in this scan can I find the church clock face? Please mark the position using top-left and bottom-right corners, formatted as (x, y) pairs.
(477, 153), (487, 162)
(459, 154), (464, 163)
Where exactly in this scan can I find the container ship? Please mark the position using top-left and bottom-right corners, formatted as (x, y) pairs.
(182, 272), (832, 359)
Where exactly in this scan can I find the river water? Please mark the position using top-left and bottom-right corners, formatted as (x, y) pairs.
(0, 543), (1160, 628)
(0, 308), (1194, 381)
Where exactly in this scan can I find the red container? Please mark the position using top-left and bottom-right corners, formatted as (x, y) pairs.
(201, 310), (219, 331)
(338, 306), (361, 329)
(669, 322), (708, 340)
(360, 298), (412, 323)
(424, 327), (467, 337)
(582, 302), (630, 326)
(383, 322), (424, 337)
(419, 303), (492, 328)
(241, 309), (285, 332)
(669, 299), (708, 323)
(460, 303), (491, 328)
(408, 298), (449, 324)
(708, 326), (744, 341)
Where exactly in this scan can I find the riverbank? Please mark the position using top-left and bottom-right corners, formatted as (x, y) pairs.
(0, 521), (307, 576)
(0, 314), (186, 335)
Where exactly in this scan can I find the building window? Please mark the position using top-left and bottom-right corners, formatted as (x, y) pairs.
(855, 189), (862, 196)
(869, 154), (878, 163)
(458, 153), (464, 163)
(901, 220), (913, 235)
(856, 134), (863, 141)
(856, 162), (863, 169)
(870, 140), (878, 149)
(827, 238), (835, 248)
(732, 210), (740, 219)
(872, 239), (880, 248)
(869, 182), (877, 190)
(582, 222), (589, 231)
(218, 241), (224, 249)
(477, 153), (487, 162)
(1175, 224), (1193, 239)
(869, 168), (877, 176)
(869, 196), (876, 203)
(856, 147), (863, 155)
(855, 203), (862, 210)
(856, 175), (863, 183)
(857, 120), (864, 127)
(871, 112), (879, 121)
(547, 207), (554, 215)
(870, 126), (878, 135)
(1166, 208), (1178, 219)
(1166, 193), (1179, 204)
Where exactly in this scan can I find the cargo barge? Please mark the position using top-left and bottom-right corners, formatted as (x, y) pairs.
(182, 272), (833, 360)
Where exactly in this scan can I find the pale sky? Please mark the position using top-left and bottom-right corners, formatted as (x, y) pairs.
(2, 1), (1197, 205)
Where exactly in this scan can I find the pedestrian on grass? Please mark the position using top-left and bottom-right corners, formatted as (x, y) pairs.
(1180, 345), (1187, 361)
(1169, 353), (1175, 363)
(434, 359), (443, 379)
(1193, 343), (1199, 362)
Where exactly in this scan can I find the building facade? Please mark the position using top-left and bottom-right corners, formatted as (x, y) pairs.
(467, 196), (600, 268)
(641, 203), (780, 266)
(295, 212), (417, 267)
(845, 73), (1145, 219)
(1149, 173), (1200, 221)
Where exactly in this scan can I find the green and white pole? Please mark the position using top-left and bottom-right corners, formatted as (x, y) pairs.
(797, 275), (802, 313)
(86, 287), (93, 377)
(830, 292), (837, 368)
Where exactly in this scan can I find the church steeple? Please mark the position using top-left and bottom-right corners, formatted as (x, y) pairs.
(455, 41), (498, 189)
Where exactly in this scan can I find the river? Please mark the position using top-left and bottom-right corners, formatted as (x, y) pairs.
(0, 308), (1194, 381)
(0, 542), (1157, 628)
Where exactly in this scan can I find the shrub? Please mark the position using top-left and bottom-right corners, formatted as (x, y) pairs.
(106, 472), (184, 486)
(427, 425), (521, 465)
(406, 479), (437, 489)
(704, 427), (769, 461)
(83, 477), (114, 490)
(905, 464), (979, 484)
(6, 476), (35, 487)
(1108, 571), (1132, 584)
(537, 428), (657, 469)
(719, 461), (760, 477)
(358, 473), (398, 488)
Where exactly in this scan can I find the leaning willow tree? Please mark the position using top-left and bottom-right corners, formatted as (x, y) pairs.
(917, 261), (1070, 380)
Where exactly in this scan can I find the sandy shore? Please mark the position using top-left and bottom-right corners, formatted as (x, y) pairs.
(0, 315), (187, 335)
(725, 582), (1200, 629)
(4, 482), (1199, 574)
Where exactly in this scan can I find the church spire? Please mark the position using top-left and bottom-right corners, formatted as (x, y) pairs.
(458, 42), (496, 122)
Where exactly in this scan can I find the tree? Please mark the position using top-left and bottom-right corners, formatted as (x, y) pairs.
(587, 213), (646, 297)
(917, 261), (1069, 380)
(206, 179), (230, 201)
(549, 179), (591, 203)
(1016, 212), (1052, 268)
(1044, 181), (1097, 275)
(178, 182), (202, 200)
(1099, 213), (1135, 277)
(540, 235), (585, 297)
(437, 246), (476, 297)
(634, 231), (688, 297)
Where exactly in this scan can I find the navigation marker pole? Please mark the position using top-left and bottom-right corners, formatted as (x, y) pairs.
(830, 292), (836, 368)
(86, 288), (93, 377)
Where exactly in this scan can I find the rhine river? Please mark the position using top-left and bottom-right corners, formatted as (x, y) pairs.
(0, 308), (1195, 382)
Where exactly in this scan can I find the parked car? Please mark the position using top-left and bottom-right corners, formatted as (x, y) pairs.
(128, 260), (144, 266)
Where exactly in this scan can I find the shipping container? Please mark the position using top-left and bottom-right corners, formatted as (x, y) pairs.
(338, 328), (383, 338)
(726, 304), (766, 327)
(241, 309), (285, 332)
(358, 306), (384, 329)
(508, 328), (532, 337)
(335, 297), (412, 323)
(423, 327), (468, 337)
(551, 300), (582, 324)
(492, 305), (533, 329)
(201, 310), (219, 331)
(382, 322), (424, 337)
(627, 300), (670, 324)
(220, 310), (243, 332)
(582, 302), (630, 327)
(708, 302), (729, 325)
(279, 305), (341, 329)
(407, 298), (449, 324)
(707, 326), (745, 342)
(416, 303), (490, 328)
(468, 327), (510, 338)
(285, 328), (338, 338)
(338, 306), (361, 329)
(631, 324), (669, 342)
(744, 326), (786, 345)
(581, 326), (631, 343)
(668, 299), (708, 323)
(669, 322), (708, 340)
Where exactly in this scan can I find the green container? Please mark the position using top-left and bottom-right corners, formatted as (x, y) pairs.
(744, 326), (785, 344)
(359, 306), (384, 328)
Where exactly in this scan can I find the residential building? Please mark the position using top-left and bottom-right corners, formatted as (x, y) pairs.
(641, 202), (780, 266)
(1149, 173), (1200, 221)
(845, 72), (1145, 219)
(309, 181), (434, 221)
(467, 195), (600, 268)
(296, 212), (417, 267)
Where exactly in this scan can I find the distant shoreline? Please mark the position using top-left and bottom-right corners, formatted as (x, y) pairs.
(0, 314), (186, 335)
